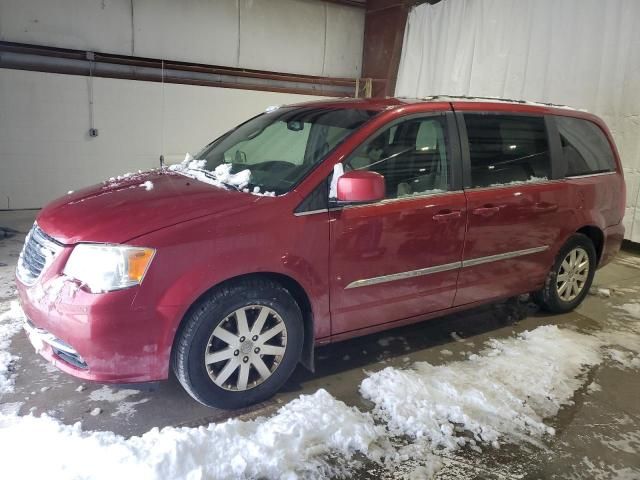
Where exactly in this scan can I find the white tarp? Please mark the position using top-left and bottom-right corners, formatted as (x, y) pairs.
(396, 0), (640, 242)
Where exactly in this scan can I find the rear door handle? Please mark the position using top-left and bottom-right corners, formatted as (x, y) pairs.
(472, 205), (501, 217)
(432, 209), (462, 222)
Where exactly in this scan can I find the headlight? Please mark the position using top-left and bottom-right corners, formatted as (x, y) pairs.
(63, 244), (156, 293)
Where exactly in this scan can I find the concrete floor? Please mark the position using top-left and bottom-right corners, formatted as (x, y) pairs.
(1, 209), (639, 479)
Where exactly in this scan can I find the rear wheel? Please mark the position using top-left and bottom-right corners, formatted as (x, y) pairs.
(173, 278), (303, 409)
(533, 233), (596, 313)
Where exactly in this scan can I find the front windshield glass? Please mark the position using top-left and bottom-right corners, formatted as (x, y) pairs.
(192, 107), (378, 195)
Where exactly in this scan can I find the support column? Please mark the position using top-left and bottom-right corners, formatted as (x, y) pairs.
(361, 0), (412, 97)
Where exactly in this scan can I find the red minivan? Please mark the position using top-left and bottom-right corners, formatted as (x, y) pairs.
(16, 97), (625, 408)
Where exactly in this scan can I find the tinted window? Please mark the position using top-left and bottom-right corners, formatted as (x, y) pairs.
(556, 116), (616, 176)
(464, 114), (551, 188)
(344, 115), (450, 199)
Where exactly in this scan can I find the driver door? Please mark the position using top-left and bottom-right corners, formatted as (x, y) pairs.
(329, 112), (467, 336)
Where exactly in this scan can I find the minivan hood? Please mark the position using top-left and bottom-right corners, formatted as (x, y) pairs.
(36, 171), (261, 245)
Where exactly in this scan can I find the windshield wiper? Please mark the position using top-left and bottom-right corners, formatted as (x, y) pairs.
(186, 167), (242, 192)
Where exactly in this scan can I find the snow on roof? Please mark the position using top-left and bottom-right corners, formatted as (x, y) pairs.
(413, 94), (586, 111)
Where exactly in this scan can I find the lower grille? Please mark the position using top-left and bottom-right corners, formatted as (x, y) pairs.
(16, 224), (63, 285)
(52, 347), (88, 370)
(24, 319), (88, 369)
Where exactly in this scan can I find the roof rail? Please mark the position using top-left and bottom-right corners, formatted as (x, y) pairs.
(419, 94), (572, 109)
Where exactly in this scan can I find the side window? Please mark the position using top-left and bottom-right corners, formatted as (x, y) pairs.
(344, 115), (450, 199)
(295, 177), (329, 213)
(464, 114), (551, 188)
(556, 116), (616, 177)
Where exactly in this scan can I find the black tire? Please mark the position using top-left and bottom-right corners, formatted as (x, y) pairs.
(533, 233), (597, 314)
(172, 278), (304, 409)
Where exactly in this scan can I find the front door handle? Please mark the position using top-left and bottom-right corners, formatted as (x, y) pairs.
(533, 202), (558, 213)
(433, 209), (462, 222)
(472, 205), (501, 217)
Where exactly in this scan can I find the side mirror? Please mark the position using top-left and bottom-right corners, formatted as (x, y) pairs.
(336, 171), (385, 204)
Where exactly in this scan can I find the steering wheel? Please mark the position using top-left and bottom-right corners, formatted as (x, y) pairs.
(250, 161), (296, 172)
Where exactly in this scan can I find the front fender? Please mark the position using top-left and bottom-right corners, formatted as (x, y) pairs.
(129, 204), (331, 372)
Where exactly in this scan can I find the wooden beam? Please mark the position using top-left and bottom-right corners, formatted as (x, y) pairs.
(361, 0), (413, 97)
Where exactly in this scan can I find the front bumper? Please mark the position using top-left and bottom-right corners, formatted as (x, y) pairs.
(23, 318), (88, 370)
(17, 268), (181, 383)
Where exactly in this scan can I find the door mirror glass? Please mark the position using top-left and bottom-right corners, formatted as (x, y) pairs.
(336, 171), (385, 203)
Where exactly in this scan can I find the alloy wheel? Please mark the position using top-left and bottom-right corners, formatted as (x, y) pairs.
(205, 305), (288, 391)
(556, 247), (590, 302)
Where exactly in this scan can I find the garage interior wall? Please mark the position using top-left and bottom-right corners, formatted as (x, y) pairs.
(396, 0), (640, 242)
(0, 0), (364, 77)
(0, 0), (365, 209)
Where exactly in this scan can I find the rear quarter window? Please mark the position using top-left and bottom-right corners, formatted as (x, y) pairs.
(556, 116), (616, 177)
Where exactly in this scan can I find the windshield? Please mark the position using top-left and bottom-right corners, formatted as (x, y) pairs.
(191, 107), (378, 195)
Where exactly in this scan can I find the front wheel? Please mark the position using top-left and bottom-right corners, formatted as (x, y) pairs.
(533, 233), (596, 313)
(172, 278), (304, 409)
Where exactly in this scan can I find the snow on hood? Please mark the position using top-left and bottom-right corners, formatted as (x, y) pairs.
(37, 151), (286, 244)
(37, 169), (261, 245)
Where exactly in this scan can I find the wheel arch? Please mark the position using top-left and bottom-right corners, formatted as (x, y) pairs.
(171, 272), (316, 373)
(576, 225), (604, 264)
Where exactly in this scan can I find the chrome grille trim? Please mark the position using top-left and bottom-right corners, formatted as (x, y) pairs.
(16, 224), (64, 286)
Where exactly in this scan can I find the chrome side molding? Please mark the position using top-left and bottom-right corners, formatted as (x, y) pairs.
(345, 261), (461, 289)
(293, 208), (329, 217)
(345, 245), (549, 289)
(461, 245), (549, 268)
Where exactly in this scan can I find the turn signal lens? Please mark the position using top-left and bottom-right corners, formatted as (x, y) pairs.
(127, 248), (155, 283)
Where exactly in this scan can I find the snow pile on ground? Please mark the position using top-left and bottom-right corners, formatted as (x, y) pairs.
(0, 300), (387, 479)
(2, 286), (639, 478)
(169, 154), (276, 196)
(0, 301), (26, 396)
(0, 264), (17, 300)
(616, 302), (640, 319)
(88, 386), (150, 418)
(597, 303), (640, 369)
(0, 389), (384, 480)
(361, 325), (604, 452)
